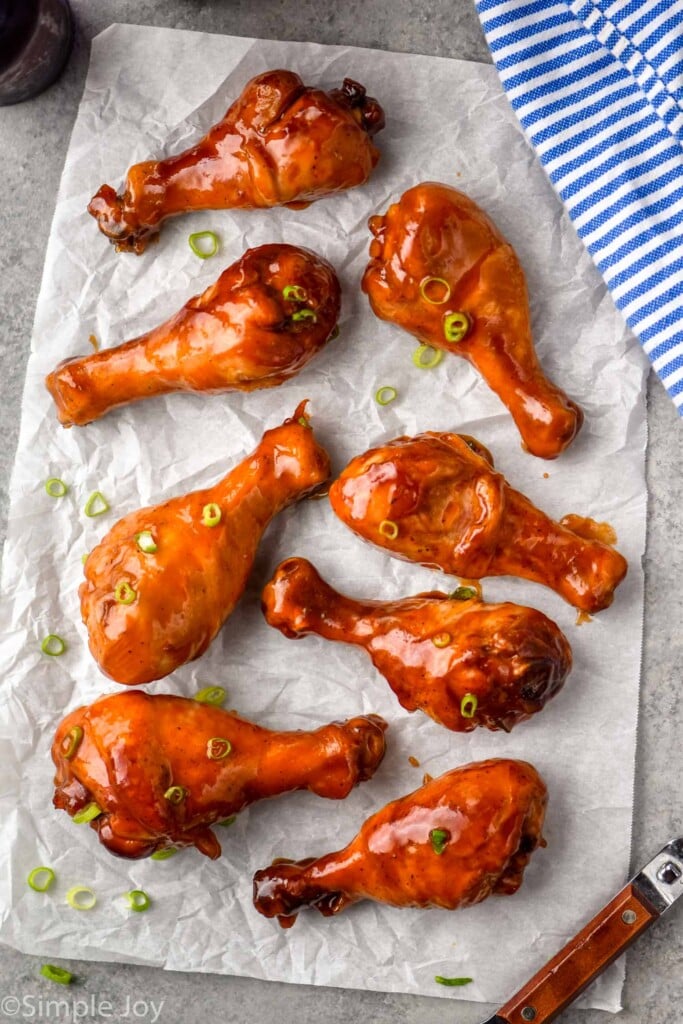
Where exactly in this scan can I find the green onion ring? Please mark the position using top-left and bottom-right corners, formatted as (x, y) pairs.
(217, 815), (237, 827)
(135, 530), (157, 554)
(45, 477), (68, 498)
(124, 889), (151, 913)
(27, 867), (56, 893)
(378, 519), (399, 540)
(60, 725), (83, 761)
(114, 580), (137, 605)
(194, 685), (226, 706)
(84, 491), (109, 517)
(65, 886), (96, 911)
(201, 502), (222, 527)
(188, 230), (219, 259)
(164, 785), (187, 805)
(40, 964), (73, 985)
(460, 693), (478, 719)
(41, 634), (66, 657)
(150, 848), (178, 861)
(429, 828), (451, 855)
(419, 276), (451, 305)
(206, 737), (232, 761)
(73, 802), (102, 824)
(431, 632), (451, 649)
(412, 344), (443, 370)
(449, 586), (478, 601)
(443, 311), (471, 344)
(434, 976), (473, 987)
(291, 309), (317, 323)
(282, 284), (307, 302)
(375, 386), (397, 406)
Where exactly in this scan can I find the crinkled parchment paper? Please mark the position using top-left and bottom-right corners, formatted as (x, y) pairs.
(0, 25), (648, 1011)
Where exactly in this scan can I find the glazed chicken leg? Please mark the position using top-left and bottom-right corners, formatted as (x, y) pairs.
(329, 432), (627, 613)
(46, 244), (341, 427)
(89, 70), (385, 253)
(253, 759), (547, 926)
(262, 558), (572, 733)
(363, 183), (582, 459)
(52, 691), (387, 860)
(81, 403), (330, 685)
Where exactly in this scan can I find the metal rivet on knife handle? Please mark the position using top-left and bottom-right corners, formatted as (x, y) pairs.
(621, 909), (637, 924)
(521, 1008), (537, 1021)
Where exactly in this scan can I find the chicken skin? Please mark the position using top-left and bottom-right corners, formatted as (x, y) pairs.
(253, 758), (547, 926)
(262, 558), (572, 733)
(80, 403), (330, 685)
(88, 70), (385, 254)
(329, 432), (627, 614)
(52, 691), (388, 860)
(363, 183), (582, 459)
(45, 244), (341, 427)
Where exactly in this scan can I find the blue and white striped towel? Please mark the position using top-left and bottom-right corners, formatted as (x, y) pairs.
(475, 0), (683, 413)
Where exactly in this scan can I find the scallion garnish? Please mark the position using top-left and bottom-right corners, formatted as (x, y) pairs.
(151, 848), (178, 861)
(45, 477), (68, 498)
(291, 309), (317, 323)
(379, 519), (399, 540)
(188, 230), (219, 259)
(429, 828), (451, 855)
(135, 530), (157, 554)
(282, 285), (307, 302)
(84, 491), (109, 517)
(460, 693), (478, 718)
(60, 725), (83, 761)
(27, 866), (56, 893)
(194, 685), (226, 705)
(297, 415), (311, 428)
(65, 886), (96, 911)
(164, 786), (187, 805)
(73, 802), (102, 824)
(434, 976), (472, 987)
(420, 277), (451, 305)
(330, 325), (340, 340)
(201, 502), (222, 527)
(114, 580), (137, 605)
(218, 815), (237, 827)
(40, 964), (73, 985)
(375, 386), (397, 406)
(432, 632), (451, 649)
(443, 311), (471, 344)
(123, 889), (151, 913)
(41, 634), (66, 657)
(88, 333), (99, 352)
(449, 586), (478, 601)
(81, 553), (89, 565)
(206, 737), (232, 761)
(412, 344), (443, 370)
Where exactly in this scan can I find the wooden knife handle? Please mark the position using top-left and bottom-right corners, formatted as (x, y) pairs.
(493, 883), (659, 1024)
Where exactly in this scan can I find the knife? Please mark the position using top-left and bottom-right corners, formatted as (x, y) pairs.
(482, 836), (683, 1024)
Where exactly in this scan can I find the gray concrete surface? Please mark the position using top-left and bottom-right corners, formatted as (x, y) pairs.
(0, 2), (681, 1023)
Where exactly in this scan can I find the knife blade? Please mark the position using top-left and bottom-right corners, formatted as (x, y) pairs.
(481, 837), (683, 1024)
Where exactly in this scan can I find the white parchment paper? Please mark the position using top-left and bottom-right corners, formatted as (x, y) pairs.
(0, 26), (649, 1011)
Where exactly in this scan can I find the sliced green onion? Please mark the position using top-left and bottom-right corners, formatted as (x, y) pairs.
(84, 491), (109, 517)
(135, 530), (157, 554)
(201, 502), (222, 527)
(27, 866), (56, 893)
(460, 693), (478, 719)
(73, 802), (102, 824)
(297, 415), (311, 428)
(123, 889), (151, 913)
(40, 964), (73, 985)
(449, 586), (478, 601)
(188, 230), (219, 259)
(45, 477), (68, 498)
(282, 284), (307, 302)
(41, 634), (66, 657)
(60, 725), (83, 761)
(420, 276), (451, 305)
(194, 685), (226, 706)
(330, 325), (340, 340)
(217, 815), (237, 827)
(432, 632), (451, 649)
(375, 386), (397, 406)
(151, 848), (178, 861)
(443, 311), (471, 344)
(435, 976), (472, 987)
(81, 553), (89, 565)
(412, 344), (443, 370)
(164, 785), (187, 805)
(429, 828), (451, 855)
(114, 580), (137, 605)
(66, 886), (96, 911)
(379, 519), (399, 540)
(206, 737), (232, 761)
(291, 309), (317, 323)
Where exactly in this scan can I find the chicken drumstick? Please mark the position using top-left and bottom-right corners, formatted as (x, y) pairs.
(46, 244), (341, 427)
(53, 691), (387, 860)
(89, 70), (385, 253)
(329, 432), (627, 613)
(363, 183), (582, 459)
(262, 557), (572, 733)
(81, 403), (330, 685)
(253, 758), (547, 926)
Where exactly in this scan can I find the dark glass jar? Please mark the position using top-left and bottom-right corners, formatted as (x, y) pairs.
(0, 0), (73, 106)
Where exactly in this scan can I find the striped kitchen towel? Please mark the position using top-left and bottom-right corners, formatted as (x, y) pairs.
(475, 0), (683, 412)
